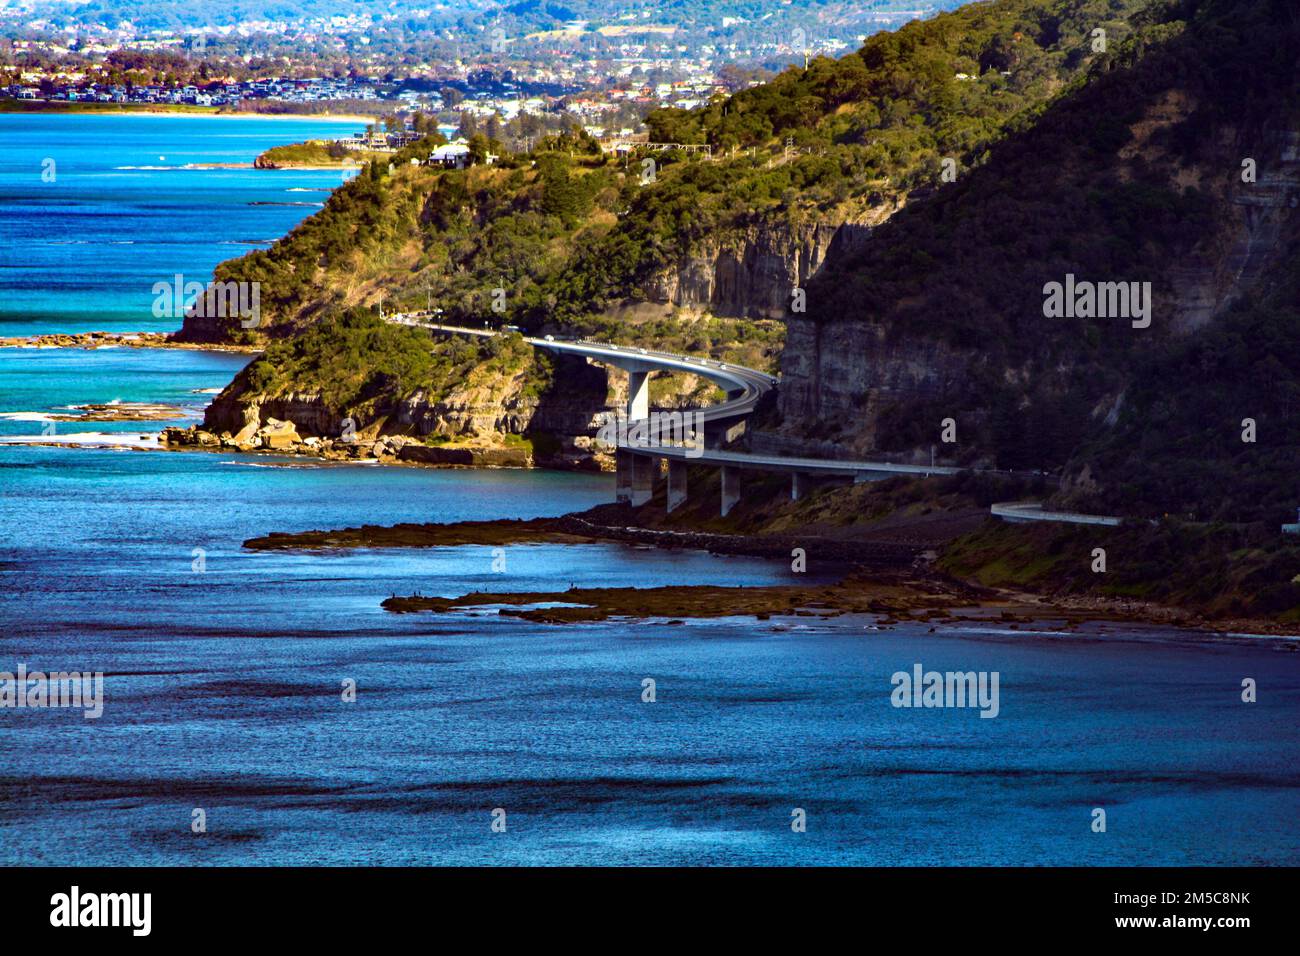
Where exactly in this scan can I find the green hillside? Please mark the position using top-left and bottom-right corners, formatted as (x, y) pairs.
(791, 0), (1300, 523)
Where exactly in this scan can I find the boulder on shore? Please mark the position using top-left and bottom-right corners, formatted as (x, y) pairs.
(230, 420), (259, 449)
(257, 417), (300, 450)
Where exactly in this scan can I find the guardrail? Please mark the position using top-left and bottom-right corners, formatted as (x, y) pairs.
(990, 502), (1123, 527)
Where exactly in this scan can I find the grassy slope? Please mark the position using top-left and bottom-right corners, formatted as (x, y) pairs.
(939, 519), (1300, 622)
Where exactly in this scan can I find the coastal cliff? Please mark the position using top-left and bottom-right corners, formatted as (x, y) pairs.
(177, 0), (1144, 434)
(640, 218), (878, 320)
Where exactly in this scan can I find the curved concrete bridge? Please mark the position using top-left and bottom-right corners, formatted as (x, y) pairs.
(387, 313), (773, 429)
(387, 313), (1000, 516)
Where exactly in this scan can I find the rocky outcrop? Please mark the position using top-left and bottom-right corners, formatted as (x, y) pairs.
(190, 347), (625, 470)
(164, 416), (298, 452)
(773, 317), (977, 457)
(641, 217), (878, 319)
(396, 443), (531, 467)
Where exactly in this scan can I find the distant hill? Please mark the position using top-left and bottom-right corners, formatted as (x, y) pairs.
(189, 0), (1152, 339)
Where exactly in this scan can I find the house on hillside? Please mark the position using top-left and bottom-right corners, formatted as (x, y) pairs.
(429, 142), (471, 168)
(428, 139), (497, 170)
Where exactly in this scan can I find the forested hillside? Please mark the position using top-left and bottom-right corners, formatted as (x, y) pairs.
(177, 0), (1158, 469)
(775, 0), (1299, 524)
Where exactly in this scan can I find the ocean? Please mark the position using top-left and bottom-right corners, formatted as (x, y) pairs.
(1, 114), (1297, 866)
(0, 112), (363, 336)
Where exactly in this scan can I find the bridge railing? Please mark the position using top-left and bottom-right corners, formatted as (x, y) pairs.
(991, 502), (1123, 527)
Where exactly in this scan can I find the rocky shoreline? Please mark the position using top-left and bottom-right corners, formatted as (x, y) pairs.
(51, 402), (183, 422)
(161, 421), (538, 467)
(239, 510), (1300, 639)
(381, 571), (981, 625)
(243, 512), (922, 565)
(0, 330), (260, 353)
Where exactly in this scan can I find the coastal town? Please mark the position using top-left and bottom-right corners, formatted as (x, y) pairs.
(3, 71), (719, 142)
(0, 1), (939, 136)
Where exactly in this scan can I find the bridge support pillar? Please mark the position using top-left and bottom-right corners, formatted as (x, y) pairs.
(667, 459), (689, 513)
(720, 465), (740, 517)
(616, 450), (656, 506)
(630, 453), (655, 507)
(627, 369), (650, 423)
(791, 472), (809, 501)
(615, 449), (633, 503)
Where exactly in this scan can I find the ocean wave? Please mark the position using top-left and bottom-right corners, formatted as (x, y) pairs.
(0, 411), (54, 422)
(219, 460), (326, 469)
(0, 432), (159, 447)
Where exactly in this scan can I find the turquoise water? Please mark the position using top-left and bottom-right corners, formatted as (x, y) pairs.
(0, 113), (363, 335)
(0, 345), (250, 436)
(1, 116), (1298, 866)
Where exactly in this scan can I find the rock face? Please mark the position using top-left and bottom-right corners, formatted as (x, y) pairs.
(205, 391), (337, 437)
(775, 318), (975, 456)
(641, 218), (878, 319)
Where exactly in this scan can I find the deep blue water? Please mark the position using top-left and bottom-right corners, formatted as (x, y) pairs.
(1, 116), (1298, 866)
(0, 113), (364, 335)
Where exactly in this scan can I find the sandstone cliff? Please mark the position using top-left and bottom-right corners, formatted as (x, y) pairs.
(640, 218), (880, 320)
